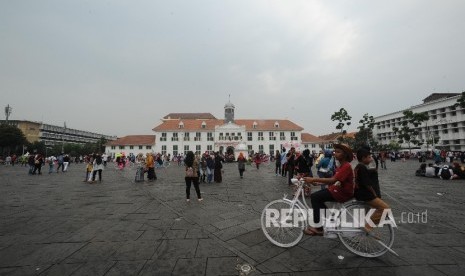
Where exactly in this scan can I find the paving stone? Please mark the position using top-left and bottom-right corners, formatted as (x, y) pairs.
(2, 160), (465, 274)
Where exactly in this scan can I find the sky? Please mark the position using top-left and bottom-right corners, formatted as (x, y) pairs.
(1, 0), (465, 137)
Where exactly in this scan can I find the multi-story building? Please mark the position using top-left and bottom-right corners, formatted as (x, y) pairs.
(152, 101), (304, 158)
(0, 120), (116, 147)
(372, 93), (465, 151)
(105, 135), (156, 157)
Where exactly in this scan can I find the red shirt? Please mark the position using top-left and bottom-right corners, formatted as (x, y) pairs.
(328, 162), (354, 202)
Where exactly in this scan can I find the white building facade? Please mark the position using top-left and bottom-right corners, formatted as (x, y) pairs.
(373, 93), (465, 151)
(105, 135), (156, 157)
(152, 101), (304, 157)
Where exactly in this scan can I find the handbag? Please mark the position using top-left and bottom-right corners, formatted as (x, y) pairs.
(186, 167), (194, 177)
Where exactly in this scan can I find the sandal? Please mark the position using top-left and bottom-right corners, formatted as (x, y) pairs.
(303, 227), (323, 236)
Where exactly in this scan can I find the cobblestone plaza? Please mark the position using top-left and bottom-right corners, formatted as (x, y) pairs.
(1, 160), (465, 275)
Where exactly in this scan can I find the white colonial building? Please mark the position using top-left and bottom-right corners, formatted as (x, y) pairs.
(152, 101), (304, 158)
(105, 135), (156, 157)
(373, 93), (465, 151)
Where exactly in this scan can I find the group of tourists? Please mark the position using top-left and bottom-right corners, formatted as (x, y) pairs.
(415, 161), (465, 180)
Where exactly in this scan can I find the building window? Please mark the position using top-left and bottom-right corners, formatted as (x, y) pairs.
(129, 146), (134, 149)
(269, 132), (276, 140)
(184, 132), (190, 141)
(146, 146), (152, 149)
(160, 133), (167, 141)
(184, 145), (189, 155)
(219, 132), (224, 141)
(259, 145), (264, 154)
(119, 146), (124, 150)
(139, 146), (143, 149)
(207, 132), (214, 141)
(253, 121), (257, 129)
(178, 121), (184, 128)
(161, 145), (167, 155)
(311, 144), (316, 148)
(207, 145), (212, 151)
(269, 144), (274, 155)
(291, 132), (297, 141)
(173, 145), (178, 156)
(194, 132), (201, 141)
(172, 133), (179, 141)
(274, 121), (279, 128)
(248, 145), (253, 153)
(111, 146), (115, 150)
(196, 145), (201, 155)
(258, 132), (264, 141)
(201, 121), (206, 129)
(247, 132), (253, 141)
(280, 132), (285, 140)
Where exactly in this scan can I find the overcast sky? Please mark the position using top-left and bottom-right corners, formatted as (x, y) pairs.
(2, 1), (465, 137)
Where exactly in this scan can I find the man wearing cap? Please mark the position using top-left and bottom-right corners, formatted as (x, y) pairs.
(302, 143), (355, 236)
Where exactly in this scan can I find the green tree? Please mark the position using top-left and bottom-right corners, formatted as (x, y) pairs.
(392, 110), (429, 153)
(0, 124), (27, 154)
(453, 91), (465, 108)
(331, 108), (352, 143)
(354, 113), (376, 150)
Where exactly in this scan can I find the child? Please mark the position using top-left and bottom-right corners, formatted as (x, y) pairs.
(354, 148), (390, 233)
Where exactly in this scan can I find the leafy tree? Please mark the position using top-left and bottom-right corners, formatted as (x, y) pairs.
(0, 124), (27, 154)
(388, 141), (401, 152)
(392, 110), (429, 153)
(353, 113), (376, 150)
(453, 91), (465, 108)
(331, 108), (352, 143)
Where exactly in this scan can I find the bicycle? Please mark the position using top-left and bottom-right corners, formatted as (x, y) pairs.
(261, 178), (397, 258)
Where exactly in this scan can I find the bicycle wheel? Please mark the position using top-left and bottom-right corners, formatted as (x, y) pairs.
(337, 202), (395, 258)
(261, 199), (305, 248)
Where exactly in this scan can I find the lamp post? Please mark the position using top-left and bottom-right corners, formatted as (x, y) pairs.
(61, 122), (66, 153)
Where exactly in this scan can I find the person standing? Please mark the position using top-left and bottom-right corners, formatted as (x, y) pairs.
(56, 153), (64, 173)
(214, 152), (224, 183)
(206, 153), (214, 183)
(237, 152), (246, 179)
(48, 155), (56, 174)
(63, 154), (70, 171)
(286, 147), (296, 185)
(280, 148), (287, 177)
(146, 153), (156, 181)
(90, 154), (104, 183)
(184, 151), (202, 202)
(275, 150), (281, 176)
(32, 154), (44, 175)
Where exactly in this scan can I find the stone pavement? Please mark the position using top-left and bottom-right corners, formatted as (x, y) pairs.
(1, 159), (465, 276)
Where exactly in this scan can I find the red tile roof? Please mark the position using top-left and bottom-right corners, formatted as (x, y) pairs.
(152, 119), (304, 131)
(301, 133), (325, 143)
(318, 132), (356, 141)
(163, 113), (217, 120)
(106, 135), (155, 146)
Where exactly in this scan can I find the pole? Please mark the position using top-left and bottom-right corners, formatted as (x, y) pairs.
(61, 121), (66, 153)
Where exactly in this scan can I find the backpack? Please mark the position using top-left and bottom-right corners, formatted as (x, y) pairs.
(96, 156), (102, 165)
(186, 167), (194, 177)
(440, 168), (451, 180)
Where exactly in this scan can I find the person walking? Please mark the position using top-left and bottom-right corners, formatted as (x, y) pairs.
(184, 151), (202, 202)
(32, 154), (44, 175)
(280, 148), (287, 177)
(237, 152), (246, 178)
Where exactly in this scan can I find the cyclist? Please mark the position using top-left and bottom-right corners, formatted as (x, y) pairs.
(302, 143), (354, 236)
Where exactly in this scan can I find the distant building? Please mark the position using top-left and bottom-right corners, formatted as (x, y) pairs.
(151, 100), (304, 157)
(373, 93), (465, 151)
(105, 135), (156, 157)
(0, 120), (116, 147)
